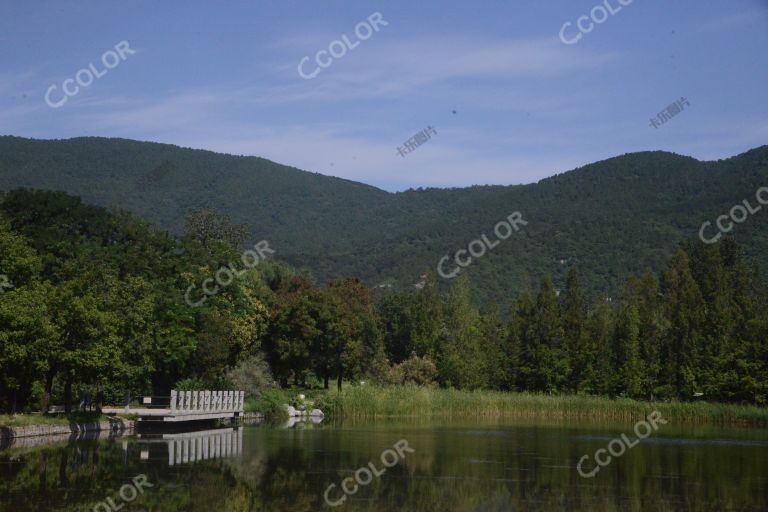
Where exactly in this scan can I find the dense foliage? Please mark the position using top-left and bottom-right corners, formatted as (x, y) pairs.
(2, 136), (767, 305)
(1, 189), (766, 414)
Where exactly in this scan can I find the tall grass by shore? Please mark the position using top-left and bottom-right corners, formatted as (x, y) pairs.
(315, 385), (768, 427)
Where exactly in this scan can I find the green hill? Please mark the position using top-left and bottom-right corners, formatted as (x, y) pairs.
(1, 135), (767, 303)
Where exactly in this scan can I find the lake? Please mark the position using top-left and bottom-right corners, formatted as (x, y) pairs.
(1, 417), (767, 511)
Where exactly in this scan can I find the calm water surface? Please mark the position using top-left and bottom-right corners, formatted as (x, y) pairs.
(1, 418), (767, 511)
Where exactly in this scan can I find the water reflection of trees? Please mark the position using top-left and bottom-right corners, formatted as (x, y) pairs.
(1, 425), (767, 511)
(0, 436), (230, 511)
(217, 427), (768, 511)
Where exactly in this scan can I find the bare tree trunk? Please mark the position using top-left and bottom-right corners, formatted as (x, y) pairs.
(95, 389), (103, 414)
(63, 379), (72, 414)
(337, 374), (342, 392)
(41, 370), (54, 414)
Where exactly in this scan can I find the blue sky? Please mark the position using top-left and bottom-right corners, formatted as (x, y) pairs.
(1, 0), (767, 191)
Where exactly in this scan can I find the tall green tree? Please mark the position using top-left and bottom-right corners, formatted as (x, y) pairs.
(266, 277), (318, 386)
(634, 271), (665, 399)
(377, 292), (414, 363)
(661, 249), (705, 398)
(48, 274), (123, 412)
(325, 278), (384, 390)
(586, 302), (614, 395)
(0, 282), (57, 412)
(529, 276), (567, 392)
(507, 286), (536, 391)
(613, 303), (642, 397)
(561, 268), (590, 392)
(437, 276), (485, 389)
(408, 273), (444, 359)
(478, 303), (508, 391)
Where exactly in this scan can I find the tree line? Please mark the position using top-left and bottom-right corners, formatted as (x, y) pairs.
(382, 241), (767, 404)
(0, 189), (766, 414)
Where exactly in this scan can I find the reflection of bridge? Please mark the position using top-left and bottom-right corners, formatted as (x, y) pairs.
(138, 428), (243, 466)
(103, 390), (244, 423)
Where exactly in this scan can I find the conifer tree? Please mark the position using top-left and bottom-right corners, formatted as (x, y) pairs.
(561, 267), (589, 392)
(438, 275), (485, 389)
(530, 276), (567, 392)
(613, 303), (642, 397)
(661, 249), (705, 398)
(509, 286), (536, 391)
(635, 271), (664, 399)
(586, 302), (614, 395)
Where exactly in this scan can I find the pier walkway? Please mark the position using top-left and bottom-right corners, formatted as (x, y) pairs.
(103, 390), (244, 423)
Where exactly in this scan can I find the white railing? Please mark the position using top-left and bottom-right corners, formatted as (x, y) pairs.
(169, 390), (244, 414)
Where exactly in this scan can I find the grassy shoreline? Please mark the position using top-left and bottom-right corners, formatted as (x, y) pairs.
(0, 412), (134, 428)
(315, 385), (768, 427)
(9, 388), (762, 428)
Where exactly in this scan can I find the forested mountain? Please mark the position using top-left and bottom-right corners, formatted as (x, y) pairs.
(1, 135), (767, 304)
(2, 189), (766, 410)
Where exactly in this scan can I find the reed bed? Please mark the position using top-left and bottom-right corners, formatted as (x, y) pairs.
(316, 385), (768, 427)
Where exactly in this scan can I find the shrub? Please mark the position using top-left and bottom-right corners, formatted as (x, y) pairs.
(245, 388), (288, 420)
(225, 353), (277, 398)
(175, 378), (207, 391)
(386, 353), (438, 387)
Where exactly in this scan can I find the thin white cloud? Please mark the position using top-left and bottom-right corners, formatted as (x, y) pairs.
(1, 28), (761, 192)
(259, 36), (616, 104)
(85, 117), (586, 190)
(0, 66), (42, 96)
(697, 6), (768, 32)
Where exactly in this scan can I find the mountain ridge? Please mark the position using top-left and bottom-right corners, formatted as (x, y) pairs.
(1, 135), (767, 304)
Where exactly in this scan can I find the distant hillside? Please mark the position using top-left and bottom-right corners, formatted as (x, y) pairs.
(1, 135), (767, 303)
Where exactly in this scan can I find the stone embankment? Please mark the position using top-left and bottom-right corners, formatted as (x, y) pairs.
(1, 417), (133, 449)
